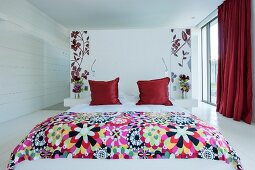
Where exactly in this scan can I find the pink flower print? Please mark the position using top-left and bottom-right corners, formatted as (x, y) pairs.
(105, 126), (129, 147)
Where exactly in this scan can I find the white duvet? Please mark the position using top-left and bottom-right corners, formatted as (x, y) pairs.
(67, 103), (188, 113)
(68, 95), (188, 113)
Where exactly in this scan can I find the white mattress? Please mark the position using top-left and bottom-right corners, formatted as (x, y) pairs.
(15, 100), (235, 170)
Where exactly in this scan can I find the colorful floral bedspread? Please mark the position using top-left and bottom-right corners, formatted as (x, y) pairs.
(8, 111), (242, 170)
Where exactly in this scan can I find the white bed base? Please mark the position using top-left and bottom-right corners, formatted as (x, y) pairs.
(16, 159), (234, 170)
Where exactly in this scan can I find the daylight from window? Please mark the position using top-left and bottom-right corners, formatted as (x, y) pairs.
(202, 18), (218, 105)
(210, 21), (218, 104)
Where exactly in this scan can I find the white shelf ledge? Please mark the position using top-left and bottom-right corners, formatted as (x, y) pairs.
(172, 98), (198, 110)
(64, 98), (89, 107)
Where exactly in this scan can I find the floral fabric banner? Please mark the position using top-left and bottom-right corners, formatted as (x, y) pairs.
(170, 29), (192, 99)
(70, 31), (90, 98)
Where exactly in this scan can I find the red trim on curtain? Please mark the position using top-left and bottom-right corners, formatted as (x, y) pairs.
(216, 0), (253, 124)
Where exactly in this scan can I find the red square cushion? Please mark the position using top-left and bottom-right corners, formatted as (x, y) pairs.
(136, 77), (172, 106)
(89, 78), (121, 105)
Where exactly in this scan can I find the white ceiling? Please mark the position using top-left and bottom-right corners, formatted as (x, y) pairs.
(28, 0), (223, 30)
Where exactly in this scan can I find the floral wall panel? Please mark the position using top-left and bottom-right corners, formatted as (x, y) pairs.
(170, 29), (192, 99)
(70, 31), (90, 98)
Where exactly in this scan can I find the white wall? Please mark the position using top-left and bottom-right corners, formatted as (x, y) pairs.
(191, 28), (199, 100)
(82, 29), (171, 96)
(252, 0), (255, 122)
(0, 0), (69, 123)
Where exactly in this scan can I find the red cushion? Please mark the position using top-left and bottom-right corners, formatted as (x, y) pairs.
(89, 78), (121, 105)
(136, 77), (172, 106)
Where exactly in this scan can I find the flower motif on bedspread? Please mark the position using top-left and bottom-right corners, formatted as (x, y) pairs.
(128, 112), (152, 127)
(142, 125), (165, 150)
(205, 131), (229, 149)
(110, 146), (134, 159)
(127, 128), (144, 151)
(152, 116), (168, 125)
(105, 125), (129, 147)
(137, 147), (152, 159)
(52, 150), (73, 159)
(162, 125), (205, 155)
(152, 150), (175, 159)
(8, 111), (243, 170)
(46, 124), (65, 148)
(62, 123), (104, 155)
(31, 129), (47, 152)
(93, 144), (111, 159)
(72, 113), (90, 122)
(88, 113), (114, 125)
(109, 116), (130, 126)
(145, 112), (171, 125)
(168, 112), (195, 126)
(198, 143), (219, 160)
(103, 112), (120, 117)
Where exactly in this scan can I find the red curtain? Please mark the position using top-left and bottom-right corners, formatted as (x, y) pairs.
(217, 0), (253, 124)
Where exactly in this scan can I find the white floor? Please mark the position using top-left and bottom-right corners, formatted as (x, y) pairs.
(0, 102), (255, 170)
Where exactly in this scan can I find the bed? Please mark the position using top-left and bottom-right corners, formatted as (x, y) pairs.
(8, 97), (242, 170)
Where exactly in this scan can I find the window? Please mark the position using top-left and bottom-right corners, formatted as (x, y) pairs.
(201, 18), (218, 105)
